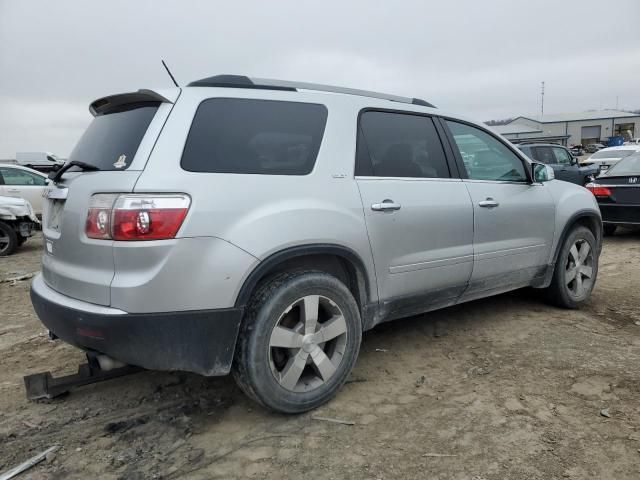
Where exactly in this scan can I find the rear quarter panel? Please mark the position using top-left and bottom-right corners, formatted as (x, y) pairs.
(131, 88), (378, 309)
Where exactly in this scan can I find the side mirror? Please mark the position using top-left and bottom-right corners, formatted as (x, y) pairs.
(571, 156), (579, 165)
(533, 163), (555, 182)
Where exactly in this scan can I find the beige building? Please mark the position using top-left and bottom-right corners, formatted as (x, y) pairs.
(491, 110), (640, 146)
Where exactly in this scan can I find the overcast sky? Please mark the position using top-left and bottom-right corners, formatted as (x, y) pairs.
(1, 0), (639, 158)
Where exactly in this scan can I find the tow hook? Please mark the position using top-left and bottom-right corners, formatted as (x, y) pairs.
(23, 353), (142, 400)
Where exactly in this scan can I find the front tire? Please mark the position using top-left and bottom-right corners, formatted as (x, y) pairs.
(0, 222), (18, 256)
(545, 226), (598, 309)
(232, 271), (362, 413)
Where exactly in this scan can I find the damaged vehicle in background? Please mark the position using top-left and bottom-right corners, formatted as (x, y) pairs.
(582, 145), (640, 173)
(517, 143), (598, 185)
(0, 195), (39, 256)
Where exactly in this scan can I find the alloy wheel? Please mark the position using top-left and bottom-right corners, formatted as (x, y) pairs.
(0, 232), (10, 254)
(268, 295), (348, 393)
(565, 239), (594, 297)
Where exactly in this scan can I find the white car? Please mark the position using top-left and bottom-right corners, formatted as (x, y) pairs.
(0, 164), (49, 216)
(583, 145), (640, 173)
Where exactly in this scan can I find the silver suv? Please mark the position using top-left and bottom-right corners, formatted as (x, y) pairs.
(31, 75), (602, 413)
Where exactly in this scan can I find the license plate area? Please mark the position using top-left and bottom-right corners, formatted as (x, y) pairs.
(47, 199), (65, 233)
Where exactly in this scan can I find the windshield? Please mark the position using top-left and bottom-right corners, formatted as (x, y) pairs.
(590, 149), (637, 159)
(68, 104), (159, 170)
(605, 154), (640, 176)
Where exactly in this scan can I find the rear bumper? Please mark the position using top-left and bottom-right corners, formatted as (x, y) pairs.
(30, 274), (243, 376)
(599, 204), (640, 226)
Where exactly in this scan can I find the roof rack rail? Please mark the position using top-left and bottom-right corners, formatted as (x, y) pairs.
(187, 75), (436, 108)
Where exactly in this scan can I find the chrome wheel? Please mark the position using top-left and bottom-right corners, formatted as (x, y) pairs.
(268, 295), (348, 393)
(565, 239), (594, 297)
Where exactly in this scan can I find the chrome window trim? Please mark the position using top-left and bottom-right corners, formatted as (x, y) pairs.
(354, 176), (462, 182)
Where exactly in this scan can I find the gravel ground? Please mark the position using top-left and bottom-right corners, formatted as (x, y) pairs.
(1, 231), (639, 480)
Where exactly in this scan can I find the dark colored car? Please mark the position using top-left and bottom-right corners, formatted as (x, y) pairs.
(585, 143), (605, 154)
(586, 153), (640, 235)
(518, 144), (599, 185)
(570, 145), (584, 156)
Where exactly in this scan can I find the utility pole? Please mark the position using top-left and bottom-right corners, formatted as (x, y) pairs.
(540, 81), (545, 118)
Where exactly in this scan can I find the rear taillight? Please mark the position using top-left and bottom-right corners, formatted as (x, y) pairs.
(585, 183), (612, 198)
(85, 194), (190, 241)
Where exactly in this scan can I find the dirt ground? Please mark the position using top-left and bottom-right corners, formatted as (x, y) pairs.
(1, 232), (639, 480)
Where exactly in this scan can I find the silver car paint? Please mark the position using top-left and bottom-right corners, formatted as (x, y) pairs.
(38, 85), (601, 321)
(41, 99), (176, 306)
(356, 177), (473, 302)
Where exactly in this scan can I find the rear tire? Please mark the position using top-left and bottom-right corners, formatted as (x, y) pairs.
(0, 222), (18, 256)
(232, 270), (362, 413)
(544, 226), (598, 309)
(603, 224), (617, 236)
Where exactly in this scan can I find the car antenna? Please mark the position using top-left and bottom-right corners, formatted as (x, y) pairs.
(161, 59), (179, 87)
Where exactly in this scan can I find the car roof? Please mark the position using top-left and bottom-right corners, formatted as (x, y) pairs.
(597, 145), (640, 152)
(186, 74), (437, 108)
(0, 164), (48, 177)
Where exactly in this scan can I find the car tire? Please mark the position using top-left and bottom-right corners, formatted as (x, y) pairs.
(603, 224), (617, 236)
(232, 270), (362, 414)
(0, 222), (18, 256)
(545, 226), (598, 309)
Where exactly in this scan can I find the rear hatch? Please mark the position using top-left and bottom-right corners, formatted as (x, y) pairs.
(42, 89), (179, 306)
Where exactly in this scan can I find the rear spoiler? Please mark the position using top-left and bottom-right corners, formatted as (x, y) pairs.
(89, 89), (174, 117)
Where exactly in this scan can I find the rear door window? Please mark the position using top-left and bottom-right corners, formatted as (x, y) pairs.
(356, 111), (450, 178)
(181, 99), (328, 175)
(68, 104), (159, 170)
(0, 168), (47, 185)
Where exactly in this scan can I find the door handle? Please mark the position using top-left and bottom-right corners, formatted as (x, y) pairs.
(371, 199), (401, 211)
(7, 188), (20, 193)
(478, 198), (499, 208)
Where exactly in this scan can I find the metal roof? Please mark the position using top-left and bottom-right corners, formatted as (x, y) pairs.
(512, 110), (640, 124)
(187, 74), (436, 108)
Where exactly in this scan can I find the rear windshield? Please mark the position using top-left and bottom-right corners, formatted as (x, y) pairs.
(605, 154), (640, 175)
(181, 98), (328, 175)
(590, 149), (636, 159)
(68, 104), (159, 170)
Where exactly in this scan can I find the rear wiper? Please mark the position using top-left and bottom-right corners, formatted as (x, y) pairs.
(49, 161), (100, 183)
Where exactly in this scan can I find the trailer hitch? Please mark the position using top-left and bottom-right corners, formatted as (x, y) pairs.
(24, 354), (142, 400)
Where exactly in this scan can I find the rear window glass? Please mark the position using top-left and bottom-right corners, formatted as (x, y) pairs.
(606, 154), (640, 175)
(68, 104), (159, 170)
(181, 98), (328, 175)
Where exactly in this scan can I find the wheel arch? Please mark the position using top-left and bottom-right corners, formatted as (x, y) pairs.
(552, 210), (602, 265)
(234, 244), (374, 324)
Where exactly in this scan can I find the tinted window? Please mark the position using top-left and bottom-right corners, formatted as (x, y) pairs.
(181, 99), (328, 175)
(0, 168), (47, 186)
(356, 111), (450, 178)
(446, 121), (527, 182)
(69, 104), (159, 170)
(534, 146), (555, 164)
(552, 147), (571, 165)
